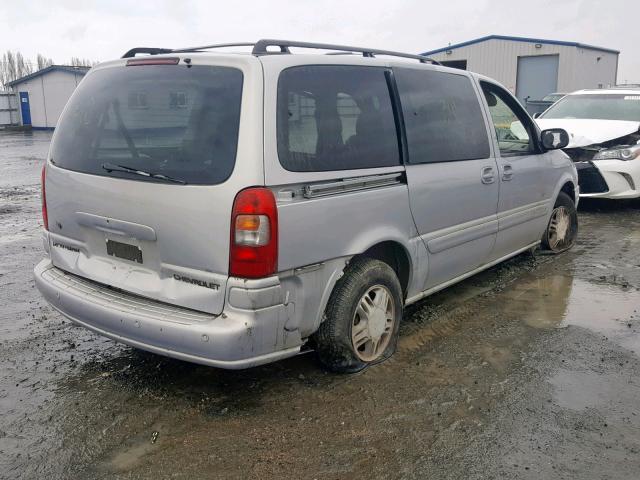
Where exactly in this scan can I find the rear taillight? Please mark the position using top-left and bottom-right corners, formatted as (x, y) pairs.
(230, 187), (278, 278)
(41, 165), (48, 231)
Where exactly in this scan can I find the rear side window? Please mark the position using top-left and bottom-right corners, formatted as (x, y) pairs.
(50, 65), (243, 185)
(394, 68), (490, 164)
(277, 65), (400, 172)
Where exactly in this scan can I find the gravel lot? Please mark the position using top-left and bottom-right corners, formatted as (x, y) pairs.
(1, 130), (639, 480)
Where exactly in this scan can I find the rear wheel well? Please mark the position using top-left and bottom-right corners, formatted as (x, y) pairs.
(357, 241), (410, 299)
(560, 181), (575, 204)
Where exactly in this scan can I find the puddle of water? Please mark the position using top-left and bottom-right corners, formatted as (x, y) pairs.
(501, 275), (640, 354)
(0, 131), (51, 189)
(400, 269), (639, 358)
(563, 281), (638, 334)
(398, 269), (640, 363)
(501, 275), (630, 330)
(501, 275), (573, 329)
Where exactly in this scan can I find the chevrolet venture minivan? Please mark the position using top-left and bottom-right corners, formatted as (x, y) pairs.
(35, 40), (578, 372)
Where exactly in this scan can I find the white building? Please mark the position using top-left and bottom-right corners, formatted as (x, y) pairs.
(7, 65), (90, 129)
(422, 35), (619, 112)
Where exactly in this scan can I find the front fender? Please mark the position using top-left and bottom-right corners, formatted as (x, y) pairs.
(551, 169), (579, 210)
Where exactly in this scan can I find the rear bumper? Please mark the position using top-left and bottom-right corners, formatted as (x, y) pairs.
(34, 259), (301, 369)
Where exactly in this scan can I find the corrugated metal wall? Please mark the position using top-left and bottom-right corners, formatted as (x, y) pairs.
(430, 39), (618, 94)
(0, 92), (19, 126)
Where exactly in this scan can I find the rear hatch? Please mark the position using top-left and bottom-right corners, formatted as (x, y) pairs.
(44, 56), (262, 314)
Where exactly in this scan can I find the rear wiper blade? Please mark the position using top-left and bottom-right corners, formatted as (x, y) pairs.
(101, 162), (186, 184)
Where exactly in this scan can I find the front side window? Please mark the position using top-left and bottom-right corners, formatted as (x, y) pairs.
(481, 82), (534, 156)
(277, 65), (400, 172)
(394, 68), (490, 164)
(51, 65), (243, 185)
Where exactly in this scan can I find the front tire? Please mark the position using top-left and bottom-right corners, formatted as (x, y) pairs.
(315, 257), (403, 373)
(542, 191), (578, 253)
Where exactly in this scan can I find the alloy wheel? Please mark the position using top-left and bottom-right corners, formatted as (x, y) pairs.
(351, 285), (396, 362)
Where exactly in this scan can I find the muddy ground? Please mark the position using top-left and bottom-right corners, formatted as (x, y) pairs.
(1, 130), (639, 480)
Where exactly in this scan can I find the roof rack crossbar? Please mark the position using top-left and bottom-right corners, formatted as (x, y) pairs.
(252, 39), (440, 64)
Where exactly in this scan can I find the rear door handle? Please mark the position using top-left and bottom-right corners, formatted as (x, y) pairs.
(502, 164), (514, 181)
(481, 166), (495, 184)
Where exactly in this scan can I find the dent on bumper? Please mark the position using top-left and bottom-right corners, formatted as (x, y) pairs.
(34, 260), (301, 369)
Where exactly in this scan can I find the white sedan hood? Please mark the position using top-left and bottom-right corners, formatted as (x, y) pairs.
(536, 118), (640, 148)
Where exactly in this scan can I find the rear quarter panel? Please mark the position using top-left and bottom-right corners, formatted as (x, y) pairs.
(273, 183), (424, 338)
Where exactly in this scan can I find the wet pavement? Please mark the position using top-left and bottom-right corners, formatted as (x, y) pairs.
(1, 130), (639, 479)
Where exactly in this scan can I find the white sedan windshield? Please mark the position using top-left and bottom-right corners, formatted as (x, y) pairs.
(542, 94), (640, 121)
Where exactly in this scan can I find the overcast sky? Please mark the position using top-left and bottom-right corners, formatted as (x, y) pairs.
(1, 0), (638, 83)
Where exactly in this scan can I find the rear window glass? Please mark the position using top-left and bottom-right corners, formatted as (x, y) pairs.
(277, 65), (400, 172)
(394, 68), (490, 164)
(50, 64), (243, 185)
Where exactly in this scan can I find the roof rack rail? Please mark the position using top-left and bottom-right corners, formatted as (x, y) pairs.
(252, 39), (440, 64)
(120, 39), (441, 65)
(171, 42), (257, 53)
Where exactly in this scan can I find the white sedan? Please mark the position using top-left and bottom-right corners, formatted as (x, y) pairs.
(536, 88), (640, 199)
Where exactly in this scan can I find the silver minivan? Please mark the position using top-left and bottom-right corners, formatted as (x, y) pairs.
(34, 40), (578, 372)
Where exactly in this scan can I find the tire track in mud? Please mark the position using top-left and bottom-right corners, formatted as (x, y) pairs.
(390, 253), (556, 360)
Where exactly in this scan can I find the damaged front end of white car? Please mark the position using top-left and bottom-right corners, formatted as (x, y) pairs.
(564, 127), (640, 199)
(536, 90), (640, 200)
(536, 119), (640, 199)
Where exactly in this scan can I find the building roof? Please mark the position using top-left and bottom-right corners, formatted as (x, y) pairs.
(7, 65), (90, 87)
(421, 35), (620, 56)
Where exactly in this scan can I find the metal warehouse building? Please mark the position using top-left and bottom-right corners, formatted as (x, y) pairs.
(422, 35), (619, 113)
(7, 65), (90, 129)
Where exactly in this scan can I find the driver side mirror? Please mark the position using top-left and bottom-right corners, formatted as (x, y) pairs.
(540, 128), (569, 150)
